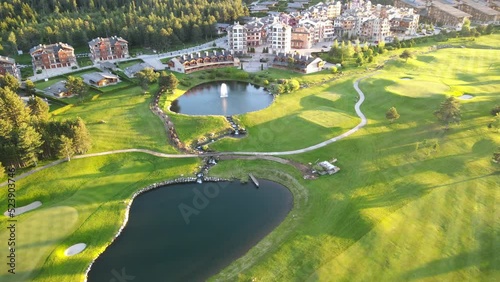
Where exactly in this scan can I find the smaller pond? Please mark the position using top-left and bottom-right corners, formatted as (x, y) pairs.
(171, 81), (273, 116)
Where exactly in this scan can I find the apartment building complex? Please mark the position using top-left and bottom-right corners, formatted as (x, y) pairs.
(227, 0), (419, 53)
(395, 0), (498, 28)
(227, 22), (247, 54)
(0, 56), (20, 80)
(30, 43), (77, 71)
(269, 22), (292, 53)
(88, 36), (129, 63)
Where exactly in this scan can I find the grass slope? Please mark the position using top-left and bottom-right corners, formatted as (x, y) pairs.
(0, 154), (199, 282)
(207, 44), (499, 280)
(53, 85), (177, 153)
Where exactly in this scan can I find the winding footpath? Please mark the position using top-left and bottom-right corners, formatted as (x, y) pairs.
(0, 73), (374, 187)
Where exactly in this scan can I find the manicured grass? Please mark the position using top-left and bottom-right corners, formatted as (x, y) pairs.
(52, 84), (177, 153)
(210, 77), (361, 152)
(0, 154), (199, 282)
(206, 41), (499, 281)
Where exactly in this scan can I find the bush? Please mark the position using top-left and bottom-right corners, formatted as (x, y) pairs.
(491, 105), (500, 116)
(180, 79), (191, 87)
(235, 72), (249, 80)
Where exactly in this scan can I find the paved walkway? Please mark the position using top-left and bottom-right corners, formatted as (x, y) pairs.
(0, 73), (374, 186)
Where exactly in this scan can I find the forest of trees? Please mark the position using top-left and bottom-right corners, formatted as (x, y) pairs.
(0, 73), (91, 168)
(0, 0), (248, 55)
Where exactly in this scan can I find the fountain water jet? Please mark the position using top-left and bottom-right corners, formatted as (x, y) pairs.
(220, 83), (228, 98)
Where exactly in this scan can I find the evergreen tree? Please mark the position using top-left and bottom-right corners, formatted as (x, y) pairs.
(17, 123), (43, 167)
(386, 107), (400, 123)
(58, 135), (75, 161)
(0, 73), (20, 91)
(25, 80), (37, 95)
(434, 96), (461, 129)
(27, 96), (50, 122)
(0, 87), (30, 129)
(71, 117), (91, 154)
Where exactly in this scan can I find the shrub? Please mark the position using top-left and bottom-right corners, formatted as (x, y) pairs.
(491, 105), (500, 116)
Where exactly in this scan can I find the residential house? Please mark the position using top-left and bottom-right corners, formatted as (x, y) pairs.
(30, 43), (77, 71)
(0, 56), (20, 80)
(44, 81), (68, 97)
(81, 72), (119, 87)
(168, 50), (239, 74)
(124, 62), (154, 78)
(272, 53), (325, 73)
(88, 36), (129, 63)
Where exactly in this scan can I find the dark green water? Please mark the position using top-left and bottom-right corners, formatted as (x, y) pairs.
(87, 179), (293, 281)
(170, 80), (273, 116)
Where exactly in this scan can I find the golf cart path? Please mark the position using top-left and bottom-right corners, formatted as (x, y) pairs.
(0, 74), (373, 186)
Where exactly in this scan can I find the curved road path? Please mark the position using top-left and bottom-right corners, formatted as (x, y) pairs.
(1, 74), (373, 186)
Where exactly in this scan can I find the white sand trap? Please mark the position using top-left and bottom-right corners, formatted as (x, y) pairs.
(65, 243), (87, 256)
(3, 201), (42, 217)
(400, 77), (412, 80)
(459, 94), (474, 100)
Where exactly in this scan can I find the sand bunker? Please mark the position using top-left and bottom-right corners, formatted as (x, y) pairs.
(65, 243), (87, 256)
(400, 77), (412, 80)
(458, 94), (474, 100)
(3, 201), (42, 217)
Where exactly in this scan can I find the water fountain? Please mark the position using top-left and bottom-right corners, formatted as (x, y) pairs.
(220, 83), (228, 98)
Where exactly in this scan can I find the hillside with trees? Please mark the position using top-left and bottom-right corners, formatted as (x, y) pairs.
(0, 0), (248, 55)
(0, 73), (91, 168)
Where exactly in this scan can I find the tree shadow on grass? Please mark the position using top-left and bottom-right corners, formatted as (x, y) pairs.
(400, 241), (499, 281)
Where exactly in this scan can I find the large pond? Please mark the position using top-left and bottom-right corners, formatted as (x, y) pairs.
(171, 81), (273, 116)
(87, 179), (293, 281)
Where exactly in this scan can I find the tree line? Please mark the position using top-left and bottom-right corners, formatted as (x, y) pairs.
(0, 73), (91, 169)
(0, 0), (248, 55)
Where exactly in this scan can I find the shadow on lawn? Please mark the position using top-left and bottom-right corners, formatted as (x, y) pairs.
(400, 233), (499, 280)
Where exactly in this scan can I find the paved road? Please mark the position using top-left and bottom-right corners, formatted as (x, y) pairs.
(0, 73), (374, 186)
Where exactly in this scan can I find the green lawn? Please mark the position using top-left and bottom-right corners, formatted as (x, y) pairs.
(210, 77), (361, 152)
(52, 84), (177, 153)
(0, 154), (199, 282)
(206, 39), (500, 281)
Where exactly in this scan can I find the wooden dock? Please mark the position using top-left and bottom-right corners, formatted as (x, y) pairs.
(249, 173), (259, 188)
